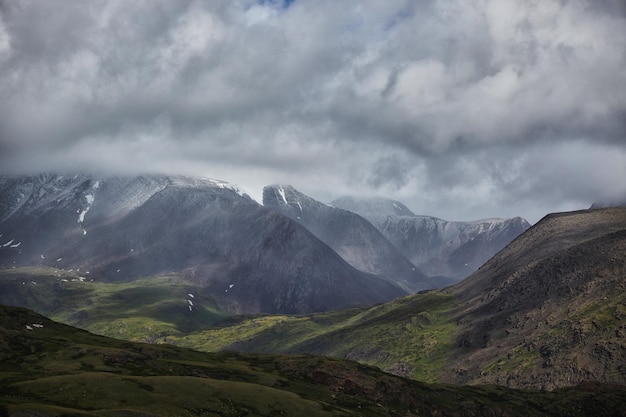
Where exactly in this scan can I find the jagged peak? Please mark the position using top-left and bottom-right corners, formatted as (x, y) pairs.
(263, 184), (328, 211)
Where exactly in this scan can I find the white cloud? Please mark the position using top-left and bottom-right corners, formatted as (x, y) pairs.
(0, 0), (625, 223)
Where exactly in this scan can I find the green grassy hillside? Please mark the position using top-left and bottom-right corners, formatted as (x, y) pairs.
(2, 304), (626, 417)
(171, 290), (458, 382)
(0, 267), (227, 342)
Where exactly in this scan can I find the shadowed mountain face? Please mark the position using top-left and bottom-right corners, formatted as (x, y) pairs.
(0, 174), (405, 314)
(332, 196), (530, 283)
(263, 185), (431, 292)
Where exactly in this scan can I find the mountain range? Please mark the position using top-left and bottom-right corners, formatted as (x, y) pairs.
(332, 196), (530, 281)
(164, 206), (626, 391)
(0, 174), (404, 315)
(0, 174), (529, 318)
(3, 173), (622, 394)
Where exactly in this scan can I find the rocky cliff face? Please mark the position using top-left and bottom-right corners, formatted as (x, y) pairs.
(332, 196), (530, 283)
(263, 185), (430, 292)
(0, 174), (406, 314)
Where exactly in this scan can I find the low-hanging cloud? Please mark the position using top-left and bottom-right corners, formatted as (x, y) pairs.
(1, 0), (625, 223)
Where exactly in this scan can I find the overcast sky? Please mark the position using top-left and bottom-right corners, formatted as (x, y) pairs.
(1, 0), (625, 223)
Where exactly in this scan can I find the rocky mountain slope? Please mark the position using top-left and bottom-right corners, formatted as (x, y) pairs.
(170, 207), (626, 390)
(3, 305), (626, 417)
(332, 196), (530, 282)
(263, 185), (430, 292)
(448, 207), (626, 389)
(0, 174), (405, 315)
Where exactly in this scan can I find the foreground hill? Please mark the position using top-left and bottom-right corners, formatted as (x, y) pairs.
(170, 207), (626, 390)
(0, 174), (405, 315)
(263, 184), (431, 292)
(2, 305), (626, 417)
(332, 196), (530, 282)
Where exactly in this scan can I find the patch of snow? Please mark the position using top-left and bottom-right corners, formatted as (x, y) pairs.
(40, 255), (45, 259)
(188, 293), (194, 298)
(189, 305), (193, 311)
(93, 181), (100, 189)
(82, 229), (87, 235)
(116, 269), (121, 273)
(10, 241), (21, 248)
(187, 300), (194, 306)
(2, 239), (14, 247)
(277, 186), (288, 204)
(31, 281), (36, 285)
(297, 201), (303, 211)
(78, 209), (89, 223)
(25, 325), (33, 330)
(78, 192), (96, 224)
(56, 258), (62, 262)
(32, 323), (44, 328)
(130, 248), (134, 252)
(229, 284), (234, 288)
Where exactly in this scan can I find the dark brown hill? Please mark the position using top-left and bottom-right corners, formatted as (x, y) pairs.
(447, 207), (626, 389)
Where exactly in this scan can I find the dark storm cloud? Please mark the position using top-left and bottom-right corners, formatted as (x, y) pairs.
(0, 0), (625, 222)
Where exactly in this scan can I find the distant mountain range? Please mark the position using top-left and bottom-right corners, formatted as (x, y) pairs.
(0, 175), (529, 316)
(332, 196), (530, 281)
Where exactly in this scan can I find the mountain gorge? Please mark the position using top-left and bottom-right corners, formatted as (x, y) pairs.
(332, 196), (531, 282)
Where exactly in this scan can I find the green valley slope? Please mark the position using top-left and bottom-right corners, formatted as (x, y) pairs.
(2, 305), (626, 417)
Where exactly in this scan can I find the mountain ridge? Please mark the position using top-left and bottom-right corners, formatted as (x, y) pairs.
(263, 184), (431, 292)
